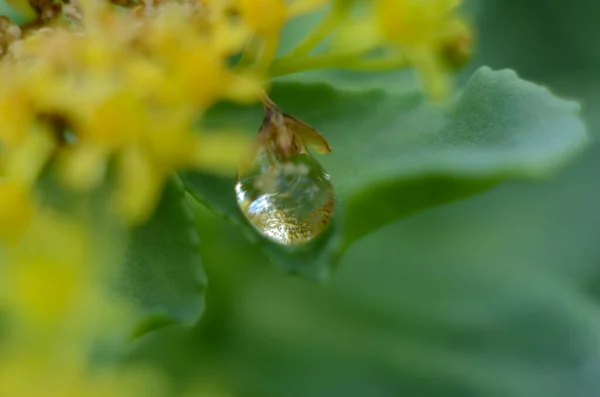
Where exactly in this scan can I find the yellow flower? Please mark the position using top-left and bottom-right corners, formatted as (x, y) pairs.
(376, 0), (461, 48)
(0, 350), (167, 397)
(236, 0), (287, 36)
(0, 125), (54, 243)
(0, 180), (33, 242)
(236, 0), (331, 36)
(0, 0), (255, 224)
(0, 199), (164, 397)
(1, 210), (91, 326)
(330, 0), (472, 99)
(375, 0), (470, 98)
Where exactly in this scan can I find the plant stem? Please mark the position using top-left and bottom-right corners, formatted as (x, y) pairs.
(233, 35), (261, 70)
(287, 1), (350, 57)
(269, 54), (408, 77)
(257, 34), (280, 71)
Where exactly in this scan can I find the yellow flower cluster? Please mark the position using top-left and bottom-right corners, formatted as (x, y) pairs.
(0, 203), (162, 396)
(0, 0), (472, 238)
(0, 0), (250, 232)
(0, 3), (271, 394)
(0, 0), (340, 237)
(274, 0), (472, 99)
(374, 0), (471, 97)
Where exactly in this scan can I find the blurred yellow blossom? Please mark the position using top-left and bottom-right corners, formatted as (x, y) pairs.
(237, 0), (287, 36)
(0, 357), (167, 397)
(0, 180), (33, 241)
(0, 201), (127, 330)
(0, 0), (256, 224)
(236, 0), (332, 36)
(0, 198), (170, 397)
(376, 0), (461, 47)
(276, 0), (473, 99)
(0, 200), (140, 393)
(0, 122), (54, 242)
(375, 0), (471, 98)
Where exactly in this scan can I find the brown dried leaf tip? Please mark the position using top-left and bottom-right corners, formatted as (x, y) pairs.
(260, 95), (330, 156)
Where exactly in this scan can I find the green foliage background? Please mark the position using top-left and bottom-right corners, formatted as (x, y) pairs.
(2, 0), (598, 395)
(125, 1), (600, 396)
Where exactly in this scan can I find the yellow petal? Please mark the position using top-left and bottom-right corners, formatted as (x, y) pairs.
(331, 15), (383, 55)
(0, 88), (33, 149)
(0, 180), (33, 242)
(376, 0), (463, 48)
(4, 126), (55, 187)
(113, 149), (165, 225)
(57, 144), (108, 191)
(193, 132), (250, 174)
(79, 92), (144, 148)
(236, 0), (287, 36)
(8, 257), (84, 325)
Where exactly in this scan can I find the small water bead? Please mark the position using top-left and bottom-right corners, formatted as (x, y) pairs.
(235, 97), (334, 246)
(236, 152), (334, 245)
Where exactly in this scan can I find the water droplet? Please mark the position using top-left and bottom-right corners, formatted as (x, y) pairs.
(236, 152), (334, 245)
(235, 97), (334, 246)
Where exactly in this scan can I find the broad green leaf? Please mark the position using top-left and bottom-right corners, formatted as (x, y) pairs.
(120, 178), (206, 337)
(129, 184), (600, 397)
(182, 67), (587, 279)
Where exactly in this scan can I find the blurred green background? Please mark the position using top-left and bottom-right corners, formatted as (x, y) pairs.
(130, 1), (600, 396)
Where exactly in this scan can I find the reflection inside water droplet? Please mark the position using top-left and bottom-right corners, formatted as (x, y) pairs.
(235, 153), (334, 245)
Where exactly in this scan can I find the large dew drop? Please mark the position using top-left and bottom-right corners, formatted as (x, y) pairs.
(235, 152), (334, 245)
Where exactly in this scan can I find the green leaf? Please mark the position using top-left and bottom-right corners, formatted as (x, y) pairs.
(465, 0), (600, 83)
(120, 178), (206, 337)
(182, 67), (587, 279)
(129, 182), (600, 397)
